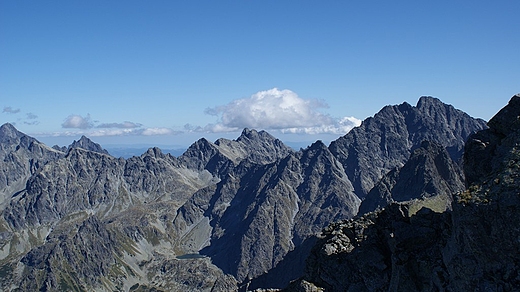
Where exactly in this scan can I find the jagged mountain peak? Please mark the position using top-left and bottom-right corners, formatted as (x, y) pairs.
(0, 122), (20, 138)
(186, 137), (217, 153)
(195, 136), (213, 145)
(68, 135), (110, 155)
(180, 137), (219, 158)
(290, 95), (520, 292)
(329, 96), (487, 198)
(416, 95), (443, 108)
(143, 146), (165, 158)
(238, 127), (259, 138)
(0, 123), (36, 145)
(236, 128), (274, 142)
(180, 129), (292, 175)
(232, 128), (291, 155)
(303, 140), (328, 153)
(64, 146), (110, 160)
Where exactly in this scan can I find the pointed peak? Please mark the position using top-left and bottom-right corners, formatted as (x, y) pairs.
(191, 137), (214, 147)
(183, 137), (218, 154)
(144, 147), (163, 158)
(241, 128), (256, 136)
(0, 122), (23, 138)
(237, 128), (279, 144)
(68, 136), (109, 155)
(416, 96), (442, 107)
(0, 122), (17, 131)
(0, 123), (36, 146)
(305, 140), (328, 152)
(238, 128), (260, 140)
(397, 101), (413, 112)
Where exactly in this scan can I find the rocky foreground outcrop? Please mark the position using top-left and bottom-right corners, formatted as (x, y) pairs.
(286, 94), (520, 291)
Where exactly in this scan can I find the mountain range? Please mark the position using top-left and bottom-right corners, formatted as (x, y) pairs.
(0, 96), (494, 291)
(285, 94), (520, 291)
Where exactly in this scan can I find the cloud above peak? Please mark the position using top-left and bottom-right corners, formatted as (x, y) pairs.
(62, 114), (93, 129)
(204, 88), (361, 135)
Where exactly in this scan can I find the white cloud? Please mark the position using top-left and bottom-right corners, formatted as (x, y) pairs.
(141, 127), (176, 136)
(204, 88), (361, 135)
(52, 112), (183, 137)
(62, 114), (93, 129)
(279, 117), (362, 135)
(88, 128), (139, 136)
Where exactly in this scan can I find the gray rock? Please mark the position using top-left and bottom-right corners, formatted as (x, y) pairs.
(18, 216), (118, 291)
(0, 96), (493, 291)
(0, 123), (64, 208)
(178, 128), (293, 177)
(329, 96), (487, 199)
(176, 140), (360, 289)
(358, 140), (465, 215)
(68, 135), (110, 155)
(288, 94), (520, 291)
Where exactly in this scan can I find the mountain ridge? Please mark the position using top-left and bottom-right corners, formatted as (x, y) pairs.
(329, 96), (487, 199)
(0, 96), (490, 291)
(284, 94), (520, 291)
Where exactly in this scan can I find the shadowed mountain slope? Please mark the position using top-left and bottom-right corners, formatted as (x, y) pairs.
(358, 140), (465, 216)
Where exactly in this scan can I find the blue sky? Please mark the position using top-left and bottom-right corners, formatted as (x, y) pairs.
(1, 1), (519, 149)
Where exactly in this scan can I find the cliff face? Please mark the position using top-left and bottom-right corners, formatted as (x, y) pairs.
(175, 140), (361, 288)
(447, 94), (520, 290)
(288, 94), (520, 292)
(0, 96), (489, 291)
(0, 123), (64, 206)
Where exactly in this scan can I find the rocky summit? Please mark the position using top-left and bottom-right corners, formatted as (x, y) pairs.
(285, 94), (520, 291)
(0, 96), (490, 291)
(329, 96), (487, 199)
